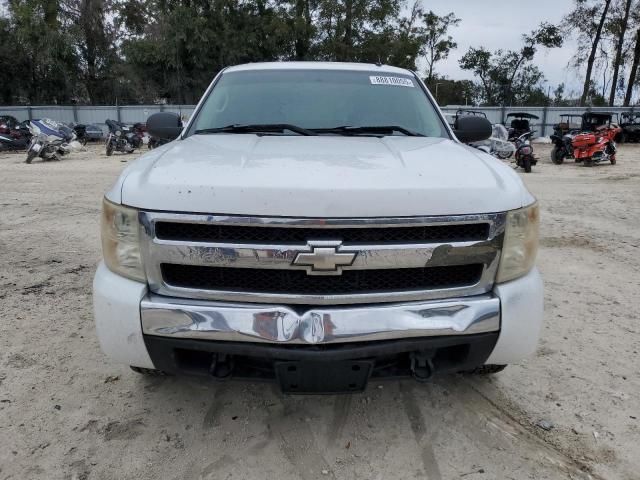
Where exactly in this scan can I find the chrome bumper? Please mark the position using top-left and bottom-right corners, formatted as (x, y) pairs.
(140, 294), (500, 345)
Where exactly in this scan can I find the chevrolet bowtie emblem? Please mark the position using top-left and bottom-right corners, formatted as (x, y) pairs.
(292, 241), (357, 275)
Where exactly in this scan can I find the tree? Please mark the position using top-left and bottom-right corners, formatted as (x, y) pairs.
(553, 83), (565, 105)
(565, 0), (612, 106)
(63, 0), (122, 104)
(313, 0), (424, 69)
(624, 27), (640, 105)
(291, 0), (314, 60)
(459, 23), (561, 105)
(421, 10), (460, 84)
(427, 76), (478, 106)
(7, 0), (79, 103)
(608, 0), (633, 105)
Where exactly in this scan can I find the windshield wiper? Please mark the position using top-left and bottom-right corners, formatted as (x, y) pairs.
(194, 124), (315, 136)
(310, 125), (424, 137)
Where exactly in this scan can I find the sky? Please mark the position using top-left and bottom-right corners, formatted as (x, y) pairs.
(418, 0), (581, 94)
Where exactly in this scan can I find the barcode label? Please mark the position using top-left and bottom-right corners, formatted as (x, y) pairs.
(369, 76), (414, 87)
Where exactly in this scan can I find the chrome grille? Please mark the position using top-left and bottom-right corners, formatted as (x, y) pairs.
(154, 222), (491, 244)
(161, 264), (485, 295)
(139, 212), (506, 305)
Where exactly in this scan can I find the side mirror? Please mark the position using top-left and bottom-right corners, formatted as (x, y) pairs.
(147, 112), (183, 141)
(453, 116), (492, 143)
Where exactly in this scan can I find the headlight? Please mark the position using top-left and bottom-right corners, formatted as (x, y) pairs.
(496, 202), (539, 283)
(101, 198), (146, 282)
(520, 146), (532, 155)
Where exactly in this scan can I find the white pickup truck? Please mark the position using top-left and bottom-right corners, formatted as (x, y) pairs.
(93, 62), (542, 393)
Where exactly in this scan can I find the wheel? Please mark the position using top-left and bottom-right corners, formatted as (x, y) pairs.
(106, 142), (114, 156)
(610, 156), (616, 165)
(130, 366), (167, 376)
(463, 364), (507, 375)
(550, 146), (564, 164)
(583, 158), (594, 167)
(25, 149), (38, 164)
(80, 137), (88, 146)
(522, 156), (532, 173)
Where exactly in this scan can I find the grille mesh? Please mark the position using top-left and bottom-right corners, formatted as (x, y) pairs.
(161, 264), (484, 295)
(155, 222), (490, 244)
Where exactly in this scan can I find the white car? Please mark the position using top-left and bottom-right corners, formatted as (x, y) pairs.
(94, 62), (542, 393)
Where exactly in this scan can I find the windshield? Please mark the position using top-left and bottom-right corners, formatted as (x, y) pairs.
(188, 69), (448, 138)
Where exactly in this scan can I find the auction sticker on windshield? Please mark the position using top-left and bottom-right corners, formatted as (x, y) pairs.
(369, 76), (414, 87)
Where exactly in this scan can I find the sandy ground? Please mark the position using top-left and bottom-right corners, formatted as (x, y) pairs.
(0, 141), (639, 480)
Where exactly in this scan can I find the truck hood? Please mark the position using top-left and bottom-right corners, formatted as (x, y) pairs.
(114, 135), (533, 217)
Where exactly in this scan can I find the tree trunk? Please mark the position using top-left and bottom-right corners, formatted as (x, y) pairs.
(609, 0), (633, 106)
(624, 28), (640, 106)
(294, 0), (311, 60)
(580, 0), (611, 106)
(342, 0), (353, 61)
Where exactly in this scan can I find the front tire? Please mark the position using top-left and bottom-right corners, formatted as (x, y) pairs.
(550, 146), (564, 164)
(522, 156), (532, 173)
(106, 142), (114, 156)
(25, 149), (38, 164)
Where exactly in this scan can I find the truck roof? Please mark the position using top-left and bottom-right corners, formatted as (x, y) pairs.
(225, 61), (414, 75)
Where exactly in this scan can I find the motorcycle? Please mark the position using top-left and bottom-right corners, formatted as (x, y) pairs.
(105, 119), (143, 156)
(25, 118), (81, 164)
(132, 122), (151, 148)
(549, 114), (581, 164)
(550, 112), (616, 164)
(513, 131), (536, 173)
(70, 123), (88, 146)
(572, 123), (621, 167)
(472, 124), (516, 159)
(0, 121), (32, 152)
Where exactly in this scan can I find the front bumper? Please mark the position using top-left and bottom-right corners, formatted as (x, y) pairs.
(140, 294), (500, 344)
(93, 262), (543, 374)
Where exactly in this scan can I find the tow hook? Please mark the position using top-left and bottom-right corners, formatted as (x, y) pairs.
(209, 353), (234, 379)
(410, 351), (434, 382)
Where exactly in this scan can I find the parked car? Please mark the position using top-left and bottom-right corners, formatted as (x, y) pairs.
(94, 62), (542, 393)
(619, 112), (640, 143)
(85, 124), (105, 141)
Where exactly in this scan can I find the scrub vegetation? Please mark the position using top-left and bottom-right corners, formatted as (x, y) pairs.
(0, 1), (638, 105)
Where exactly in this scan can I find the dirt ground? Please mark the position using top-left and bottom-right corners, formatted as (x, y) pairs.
(0, 141), (639, 480)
